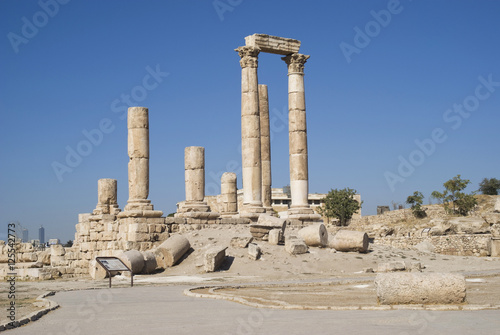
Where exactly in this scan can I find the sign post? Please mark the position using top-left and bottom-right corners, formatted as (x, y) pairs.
(95, 257), (133, 288)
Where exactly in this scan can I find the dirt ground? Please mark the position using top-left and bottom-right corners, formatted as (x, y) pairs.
(2, 224), (500, 324)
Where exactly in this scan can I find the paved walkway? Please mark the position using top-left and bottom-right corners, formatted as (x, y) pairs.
(7, 285), (500, 335)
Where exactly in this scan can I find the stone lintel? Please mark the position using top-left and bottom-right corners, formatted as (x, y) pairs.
(245, 34), (300, 55)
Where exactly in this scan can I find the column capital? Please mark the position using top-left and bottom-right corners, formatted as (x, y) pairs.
(235, 46), (260, 68)
(282, 53), (310, 74)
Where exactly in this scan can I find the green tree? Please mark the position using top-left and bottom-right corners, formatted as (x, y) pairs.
(64, 240), (73, 247)
(318, 188), (362, 226)
(432, 175), (477, 215)
(406, 191), (426, 218)
(478, 178), (500, 195)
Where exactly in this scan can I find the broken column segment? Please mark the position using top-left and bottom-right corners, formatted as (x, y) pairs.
(220, 172), (238, 218)
(176, 146), (219, 221)
(282, 53), (320, 223)
(235, 45), (265, 219)
(121, 106), (162, 218)
(93, 178), (120, 215)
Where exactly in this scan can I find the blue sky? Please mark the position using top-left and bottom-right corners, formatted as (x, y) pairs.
(1, 0), (499, 242)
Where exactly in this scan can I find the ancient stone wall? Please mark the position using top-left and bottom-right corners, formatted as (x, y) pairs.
(376, 234), (492, 257)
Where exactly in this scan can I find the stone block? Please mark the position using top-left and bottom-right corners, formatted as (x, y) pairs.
(244, 34), (301, 55)
(490, 238), (500, 257)
(50, 244), (65, 257)
(128, 232), (150, 242)
(230, 236), (253, 248)
(268, 229), (283, 245)
(248, 243), (261, 260)
(204, 246), (227, 272)
(285, 239), (308, 255)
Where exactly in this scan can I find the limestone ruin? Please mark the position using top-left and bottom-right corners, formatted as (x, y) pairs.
(1, 34), (499, 285)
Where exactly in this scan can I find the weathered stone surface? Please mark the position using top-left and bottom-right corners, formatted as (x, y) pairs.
(220, 172), (238, 216)
(248, 243), (261, 260)
(298, 223), (328, 247)
(414, 240), (436, 253)
(245, 34), (301, 55)
(285, 239), (308, 255)
(249, 215), (286, 240)
(50, 244), (65, 257)
(236, 45), (264, 214)
(154, 235), (191, 268)
(141, 251), (157, 274)
(94, 179), (120, 215)
(204, 246), (227, 272)
(494, 196), (500, 213)
(330, 230), (369, 253)
(119, 250), (145, 274)
(38, 249), (51, 265)
(375, 273), (466, 305)
(490, 238), (500, 257)
(377, 261), (406, 273)
(230, 236), (253, 248)
(89, 259), (108, 280)
(184, 146), (205, 202)
(268, 229), (283, 245)
(255, 215), (286, 230)
(259, 84), (272, 213)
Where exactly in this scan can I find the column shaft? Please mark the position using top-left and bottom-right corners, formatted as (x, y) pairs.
(126, 107), (150, 205)
(235, 46), (264, 214)
(283, 54), (311, 210)
(184, 146), (205, 203)
(259, 84), (272, 212)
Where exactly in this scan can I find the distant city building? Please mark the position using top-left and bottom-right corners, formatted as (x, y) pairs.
(39, 225), (45, 245)
(22, 228), (28, 243)
(204, 187), (361, 221)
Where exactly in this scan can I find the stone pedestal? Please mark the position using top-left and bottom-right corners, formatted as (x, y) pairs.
(282, 53), (320, 223)
(119, 107), (162, 218)
(235, 46), (265, 220)
(176, 147), (219, 221)
(220, 172), (238, 218)
(259, 84), (273, 214)
(93, 179), (120, 215)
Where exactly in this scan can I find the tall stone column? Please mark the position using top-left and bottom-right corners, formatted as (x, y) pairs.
(220, 172), (238, 217)
(235, 46), (265, 218)
(259, 84), (273, 214)
(282, 54), (320, 222)
(121, 106), (162, 217)
(93, 179), (120, 215)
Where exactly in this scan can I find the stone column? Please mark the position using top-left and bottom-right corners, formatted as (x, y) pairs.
(93, 179), (120, 215)
(282, 54), (320, 221)
(121, 106), (162, 217)
(183, 146), (209, 212)
(235, 46), (265, 218)
(259, 84), (273, 214)
(176, 147), (219, 220)
(220, 172), (238, 217)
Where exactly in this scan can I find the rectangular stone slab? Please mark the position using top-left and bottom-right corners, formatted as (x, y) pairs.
(245, 34), (300, 55)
